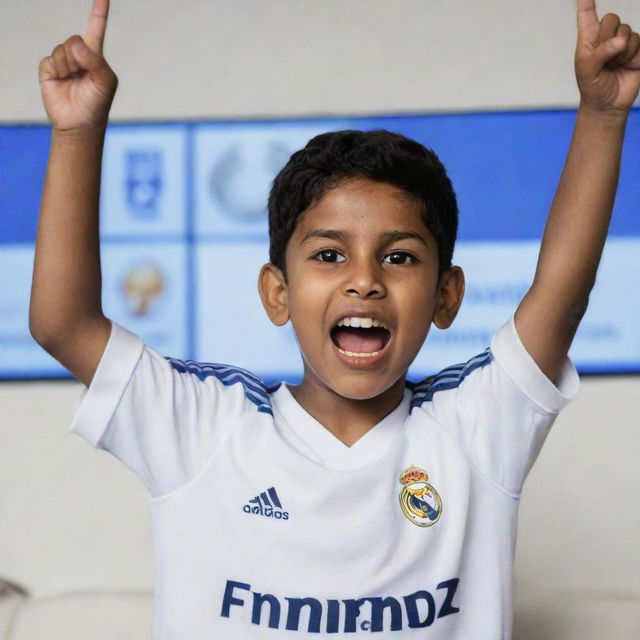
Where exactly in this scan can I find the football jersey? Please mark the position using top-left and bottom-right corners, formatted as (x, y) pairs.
(70, 315), (579, 639)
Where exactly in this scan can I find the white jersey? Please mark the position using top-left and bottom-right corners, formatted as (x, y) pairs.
(70, 316), (578, 639)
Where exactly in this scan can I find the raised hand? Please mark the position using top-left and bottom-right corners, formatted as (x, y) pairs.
(575, 0), (640, 115)
(39, 0), (118, 132)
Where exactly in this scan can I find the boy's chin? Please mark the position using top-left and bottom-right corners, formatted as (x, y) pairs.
(323, 371), (407, 403)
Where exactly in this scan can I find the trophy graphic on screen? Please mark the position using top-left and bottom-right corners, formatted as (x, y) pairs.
(121, 263), (165, 317)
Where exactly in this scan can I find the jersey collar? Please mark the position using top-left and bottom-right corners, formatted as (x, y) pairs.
(270, 383), (411, 472)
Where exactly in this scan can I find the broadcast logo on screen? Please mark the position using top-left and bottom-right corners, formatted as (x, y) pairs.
(208, 139), (290, 222)
(126, 149), (163, 219)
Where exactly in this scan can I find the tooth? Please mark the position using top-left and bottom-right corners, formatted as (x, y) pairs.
(338, 348), (381, 358)
(372, 319), (380, 327)
(350, 317), (361, 328)
(336, 319), (344, 327)
(360, 318), (373, 328)
(343, 317), (351, 327)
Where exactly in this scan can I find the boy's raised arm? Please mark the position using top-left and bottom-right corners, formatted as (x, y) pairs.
(514, 0), (640, 383)
(29, 0), (118, 386)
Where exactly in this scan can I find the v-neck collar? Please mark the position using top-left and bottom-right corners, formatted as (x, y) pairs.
(270, 382), (411, 471)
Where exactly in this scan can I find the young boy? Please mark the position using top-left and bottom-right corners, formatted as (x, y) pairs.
(30, 0), (639, 637)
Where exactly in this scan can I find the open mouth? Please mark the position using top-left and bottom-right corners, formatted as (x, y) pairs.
(330, 324), (392, 358)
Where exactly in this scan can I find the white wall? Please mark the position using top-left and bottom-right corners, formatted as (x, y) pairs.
(4, 0), (639, 121)
(1, 0), (639, 634)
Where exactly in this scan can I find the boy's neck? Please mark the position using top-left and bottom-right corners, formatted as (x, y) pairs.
(286, 375), (407, 448)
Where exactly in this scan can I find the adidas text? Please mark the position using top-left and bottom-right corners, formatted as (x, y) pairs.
(243, 504), (289, 520)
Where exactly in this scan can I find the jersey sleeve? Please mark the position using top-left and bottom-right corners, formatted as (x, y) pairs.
(69, 319), (265, 498)
(414, 315), (580, 496)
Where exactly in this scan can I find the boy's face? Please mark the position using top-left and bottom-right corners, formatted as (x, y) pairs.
(259, 177), (464, 401)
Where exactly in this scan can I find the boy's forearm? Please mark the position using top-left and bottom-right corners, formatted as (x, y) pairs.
(29, 126), (107, 344)
(530, 104), (628, 307)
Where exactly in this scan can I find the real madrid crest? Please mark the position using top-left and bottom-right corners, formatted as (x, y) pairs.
(399, 465), (443, 527)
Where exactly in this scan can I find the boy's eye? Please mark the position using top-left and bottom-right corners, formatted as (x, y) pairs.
(383, 251), (416, 265)
(314, 249), (346, 263)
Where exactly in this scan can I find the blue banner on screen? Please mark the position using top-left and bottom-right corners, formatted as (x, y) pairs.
(1, 108), (639, 380)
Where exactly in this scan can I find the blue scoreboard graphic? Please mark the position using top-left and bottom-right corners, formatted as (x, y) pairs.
(1, 109), (639, 380)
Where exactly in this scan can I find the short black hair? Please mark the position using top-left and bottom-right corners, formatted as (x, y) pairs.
(268, 129), (458, 279)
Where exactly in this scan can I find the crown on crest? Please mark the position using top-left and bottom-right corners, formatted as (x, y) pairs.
(399, 465), (429, 485)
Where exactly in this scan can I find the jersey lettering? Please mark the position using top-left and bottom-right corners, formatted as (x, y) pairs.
(220, 578), (461, 632)
(437, 578), (461, 618)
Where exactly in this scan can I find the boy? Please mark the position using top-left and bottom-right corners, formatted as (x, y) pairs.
(30, 0), (639, 638)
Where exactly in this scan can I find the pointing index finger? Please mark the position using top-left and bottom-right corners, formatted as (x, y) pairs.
(85, 0), (110, 55)
(577, 0), (599, 35)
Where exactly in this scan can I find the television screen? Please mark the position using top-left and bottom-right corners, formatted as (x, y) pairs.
(2, 108), (639, 381)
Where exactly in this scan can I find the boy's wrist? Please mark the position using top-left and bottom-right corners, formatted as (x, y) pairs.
(51, 123), (108, 144)
(577, 101), (630, 128)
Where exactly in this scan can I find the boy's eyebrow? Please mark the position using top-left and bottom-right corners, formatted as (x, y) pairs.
(380, 230), (429, 246)
(300, 229), (428, 246)
(301, 229), (346, 243)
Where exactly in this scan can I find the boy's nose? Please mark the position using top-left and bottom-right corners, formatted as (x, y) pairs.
(345, 285), (383, 298)
(343, 262), (386, 298)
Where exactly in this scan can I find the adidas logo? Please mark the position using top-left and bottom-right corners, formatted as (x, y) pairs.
(243, 486), (289, 520)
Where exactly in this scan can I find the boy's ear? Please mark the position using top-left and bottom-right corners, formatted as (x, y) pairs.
(258, 263), (290, 326)
(433, 266), (465, 329)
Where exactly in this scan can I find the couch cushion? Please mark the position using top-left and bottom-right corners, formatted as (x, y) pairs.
(514, 589), (640, 639)
(8, 591), (152, 640)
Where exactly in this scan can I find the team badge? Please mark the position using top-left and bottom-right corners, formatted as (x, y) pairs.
(399, 465), (442, 527)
